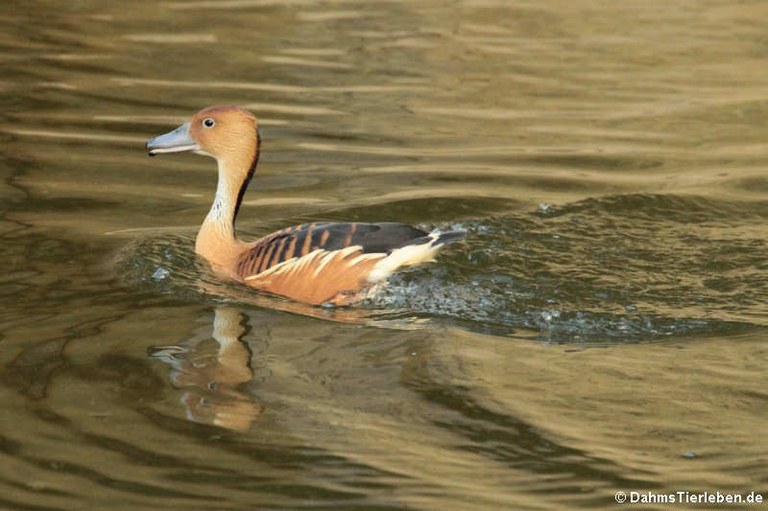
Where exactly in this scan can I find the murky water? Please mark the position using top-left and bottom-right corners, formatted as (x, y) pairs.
(1, 1), (766, 509)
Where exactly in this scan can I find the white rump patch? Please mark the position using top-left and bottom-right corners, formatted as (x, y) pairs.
(367, 231), (443, 283)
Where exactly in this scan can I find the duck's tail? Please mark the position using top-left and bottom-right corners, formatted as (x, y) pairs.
(366, 229), (466, 283)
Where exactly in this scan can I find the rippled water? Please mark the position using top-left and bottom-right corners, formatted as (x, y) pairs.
(1, 1), (766, 509)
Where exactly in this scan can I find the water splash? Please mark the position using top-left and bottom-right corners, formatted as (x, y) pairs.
(115, 194), (767, 343)
(371, 194), (767, 342)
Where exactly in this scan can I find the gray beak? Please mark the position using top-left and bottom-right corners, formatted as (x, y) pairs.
(147, 122), (198, 157)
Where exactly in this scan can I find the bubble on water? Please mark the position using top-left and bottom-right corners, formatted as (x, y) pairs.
(540, 310), (561, 322)
(152, 267), (170, 281)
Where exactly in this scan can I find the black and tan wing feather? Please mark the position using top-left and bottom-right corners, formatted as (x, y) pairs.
(236, 222), (430, 278)
(236, 222), (464, 305)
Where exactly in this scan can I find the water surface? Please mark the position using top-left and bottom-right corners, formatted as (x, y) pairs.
(1, 1), (766, 509)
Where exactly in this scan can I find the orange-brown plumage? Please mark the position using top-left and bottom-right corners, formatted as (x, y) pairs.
(244, 246), (384, 305)
(147, 106), (465, 305)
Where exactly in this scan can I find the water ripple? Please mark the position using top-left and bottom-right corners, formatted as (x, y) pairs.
(115, 193), (766, 343)
(371, 193), (768, 342)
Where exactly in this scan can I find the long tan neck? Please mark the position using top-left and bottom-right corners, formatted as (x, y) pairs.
(195, 134), (259, 273)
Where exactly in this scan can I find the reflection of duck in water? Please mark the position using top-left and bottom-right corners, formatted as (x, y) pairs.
(149, 307), (265, 431)
(147, 106), (464, 306)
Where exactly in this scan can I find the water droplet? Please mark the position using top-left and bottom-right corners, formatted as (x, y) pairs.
(540, 310), (560, 322)
(151, 267), (169, 280)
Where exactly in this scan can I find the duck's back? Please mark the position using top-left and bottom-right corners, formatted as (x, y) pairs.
(236, 222), (462, 305)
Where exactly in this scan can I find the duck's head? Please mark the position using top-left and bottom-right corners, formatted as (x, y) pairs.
(147, 106), (259, 162)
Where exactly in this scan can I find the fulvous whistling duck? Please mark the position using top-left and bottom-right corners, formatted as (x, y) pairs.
(146, 106), (465, 306)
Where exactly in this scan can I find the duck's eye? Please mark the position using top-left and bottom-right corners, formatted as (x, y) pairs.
(202, 118), (215, 128)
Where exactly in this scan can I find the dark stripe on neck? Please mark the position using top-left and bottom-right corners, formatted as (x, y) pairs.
(233, 128), (261, 229)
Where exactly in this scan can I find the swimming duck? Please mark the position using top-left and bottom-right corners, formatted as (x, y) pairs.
(146, 106), (464, 305)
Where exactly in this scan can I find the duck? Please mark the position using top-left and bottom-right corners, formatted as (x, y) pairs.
(146, 105), (465, 306)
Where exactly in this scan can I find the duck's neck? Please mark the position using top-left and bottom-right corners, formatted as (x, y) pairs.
(195, 134), (260, 270)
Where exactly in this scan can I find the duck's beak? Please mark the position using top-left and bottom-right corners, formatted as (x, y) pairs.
(147, 122), (198, 157)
